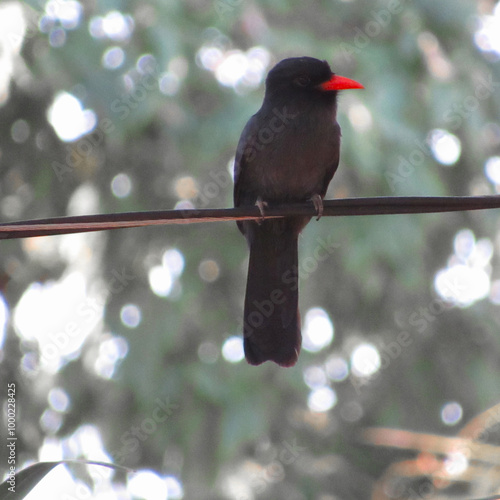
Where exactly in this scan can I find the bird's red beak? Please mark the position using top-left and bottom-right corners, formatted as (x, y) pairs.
(319, 75), (364, 91)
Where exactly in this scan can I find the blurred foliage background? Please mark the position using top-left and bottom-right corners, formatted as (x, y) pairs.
(1, 0), (500, 498)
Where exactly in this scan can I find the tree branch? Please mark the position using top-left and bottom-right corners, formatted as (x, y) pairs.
(0, 195), (499, 240)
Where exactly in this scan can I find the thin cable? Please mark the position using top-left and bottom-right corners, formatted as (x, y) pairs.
(0, 195), (499, 239)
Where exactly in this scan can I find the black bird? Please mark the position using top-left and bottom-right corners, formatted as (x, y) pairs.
(234, 56), (363, 367)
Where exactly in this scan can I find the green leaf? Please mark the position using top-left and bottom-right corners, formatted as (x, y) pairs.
(0, 460), (133, 500)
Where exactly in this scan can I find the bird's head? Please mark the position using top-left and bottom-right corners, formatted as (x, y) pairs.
(264, 56), (363, 102)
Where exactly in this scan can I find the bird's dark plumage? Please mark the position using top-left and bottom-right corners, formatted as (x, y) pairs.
(234, 56), (362, 367)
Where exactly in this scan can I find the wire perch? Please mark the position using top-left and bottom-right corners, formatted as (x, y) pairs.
(0, 195), (499, 240)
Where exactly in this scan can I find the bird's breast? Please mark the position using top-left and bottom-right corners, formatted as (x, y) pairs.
(246, 112), (340, 202)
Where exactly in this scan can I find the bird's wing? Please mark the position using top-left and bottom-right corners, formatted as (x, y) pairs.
(319, 122), (341, 198)
(233, 113), (260, 207)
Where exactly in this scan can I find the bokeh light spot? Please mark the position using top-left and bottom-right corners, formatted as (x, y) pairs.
(0, 294), (9, 351)
(197, 45), (270, 93)
(485, 156), (500, 186)
(159, 72), (180, 96)
(307, 386), (337, 412)
(198, 259), (220, 282)
(49, 27), (67, 47)
(435, 229), (492, 307)
(175, 176), (198, 199)
(441, 401), (463, 426)
(429, 129), (461, 165)
(303, 365), (327, 389)
(48, 387), (70, 412)
(474, 3), (500, 55)
(222, 336), (244, 363)
(13, 272), (103, 374)
(303, 307), (334, 352)
(149, 265), (173, 297)
(340, 401), (363, 422)
(111, 172), (132, 198)
(102, 10), (134, 42)
(47, 92), (97, 142)
(454, 229), (475, 260)
(120, 304), (141, 328)
(128, 470), (167, 500)
(490, 279), (500, 304)
(1, 195), (23, 219)
(40, 408), (63, 433)
(11, 119), (30, 143)
(197, 46), (223, 71)
(348, 103), (373, 132)
(444, 452), (469, 476)
(325, 355), (349, 381)
(52, 0), (83, 30)
(163, 249), (185, 278)
(149, 249), (184, 298)
(0, 3), (26, 105)
(93, 335), (129, 379)
(435, 265), (490, 306)
(351, 343), (381, 377)
(165, 476), (184, 498)
(198, 341), (219, 364)
(102, 46), (125, 70)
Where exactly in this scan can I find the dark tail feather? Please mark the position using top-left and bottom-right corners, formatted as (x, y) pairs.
(243, 221), (301, 367)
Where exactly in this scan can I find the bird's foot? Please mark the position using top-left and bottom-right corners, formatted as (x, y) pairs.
(255, 197), (268, 224)
(311, 194), (323, 221)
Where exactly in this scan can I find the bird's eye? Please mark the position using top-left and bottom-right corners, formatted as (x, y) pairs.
(294, 75), (310, 87)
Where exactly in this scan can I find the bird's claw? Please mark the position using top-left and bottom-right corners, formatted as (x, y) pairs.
(256, 197), (268, 224)
(311, 194), (323, 221)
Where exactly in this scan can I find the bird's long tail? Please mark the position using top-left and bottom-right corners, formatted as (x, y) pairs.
(243, 220), (301, 367)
